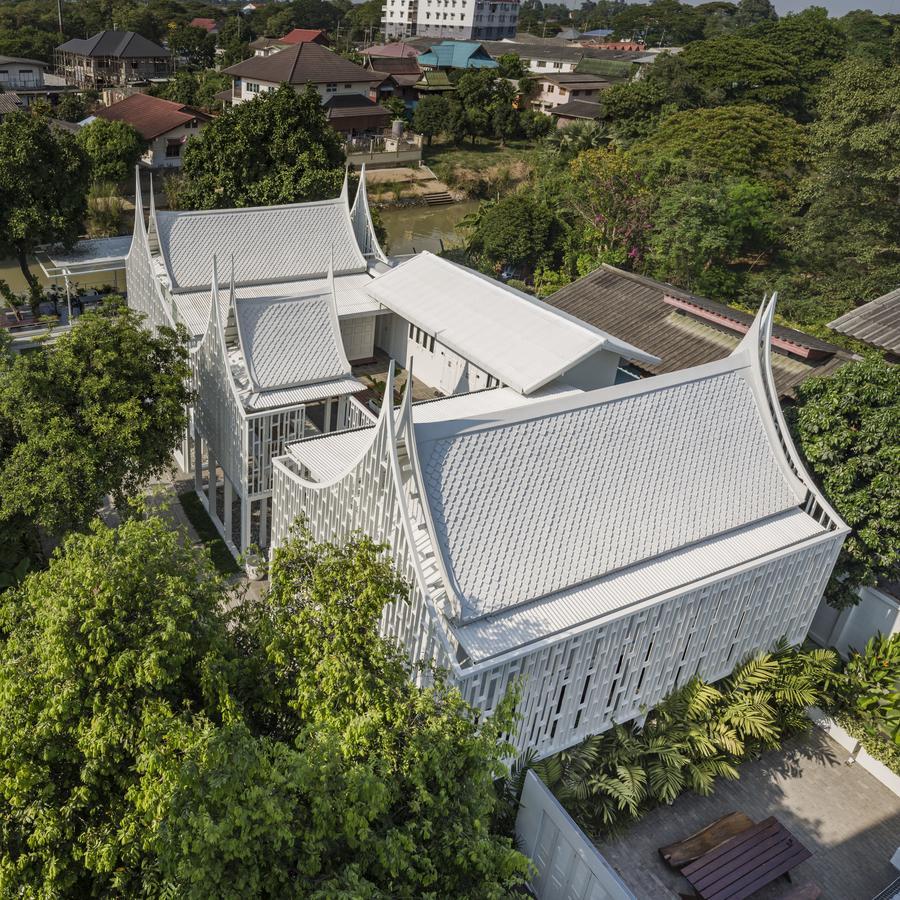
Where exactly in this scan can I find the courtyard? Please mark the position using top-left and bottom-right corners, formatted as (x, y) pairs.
(596, 729), (900, 900)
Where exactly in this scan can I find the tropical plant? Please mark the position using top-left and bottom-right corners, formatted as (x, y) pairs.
(545, 119), (613, 158)
(833, 633), (900, 747)
(530, 641), (838, 836)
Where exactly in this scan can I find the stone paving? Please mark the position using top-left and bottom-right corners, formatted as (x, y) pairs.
(595, 729), (900, 900)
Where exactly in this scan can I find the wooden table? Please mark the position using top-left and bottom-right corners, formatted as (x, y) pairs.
(681, 816), (811, 900)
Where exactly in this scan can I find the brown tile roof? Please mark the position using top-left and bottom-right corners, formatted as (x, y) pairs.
(0, 92), (23, 115)
(551, 99), (602, 120)
(95, 93), (210, 140)
(829, 287), (900, 355)
(280, 28), (326, 44)
(323, 93), (390, 119)
(545, 265), (856, 399)
(361, 42), (420, 58)
(224, 42), (379, 85)
(366, 56), (421, 75)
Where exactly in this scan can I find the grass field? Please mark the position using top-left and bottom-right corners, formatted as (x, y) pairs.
(177, 488), (241, 576)
(423, 138), (539, 172)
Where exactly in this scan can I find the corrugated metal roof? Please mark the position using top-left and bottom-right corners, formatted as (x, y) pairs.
(456, 508), (825, 662)
(287, 426), (375, 481)
(235, 293), (351, 391)
(155, 198), (367, 292)
(366, 252), (659, 395)
(413, 358), (806, 622)
(829, 287), (900, 354)
(545, 265), (854, 398)
(243, 375), (363, 411)
(175, 272), (379, 337)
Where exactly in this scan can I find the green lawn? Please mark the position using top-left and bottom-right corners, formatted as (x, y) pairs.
(423, 138), (539, 172)
(177, 488), (241, 576)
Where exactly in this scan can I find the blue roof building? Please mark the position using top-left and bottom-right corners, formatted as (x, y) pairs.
(417, 41), (498, 71)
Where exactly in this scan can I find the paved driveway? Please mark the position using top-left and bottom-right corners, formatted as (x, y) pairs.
(596, 729), (900, 899)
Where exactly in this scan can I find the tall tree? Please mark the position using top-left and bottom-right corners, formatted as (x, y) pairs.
(791, 59), (900, 319)
(412, 94), (449, 145)
(734, 0), (776, 29)
(76, 117), (145, 185)
(0, 303), (191, 535)
(0, 112), (90, 295)
(0, 518), (532, 896)
(789, 355), (900, 610)
(170, 85), (345, 209)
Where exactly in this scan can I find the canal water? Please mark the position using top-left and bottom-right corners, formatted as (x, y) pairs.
(379, 200), (479, 256)
(0, 256), (125, 295)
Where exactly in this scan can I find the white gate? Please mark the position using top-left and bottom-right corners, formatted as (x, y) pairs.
(516, 771), (636, 900)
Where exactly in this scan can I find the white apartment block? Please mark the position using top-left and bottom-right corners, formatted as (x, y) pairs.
(383, 0), (519, 42)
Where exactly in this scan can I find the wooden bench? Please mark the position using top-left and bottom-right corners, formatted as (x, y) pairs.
(660, 812), (755, 868)
(681, 816), (811, 900)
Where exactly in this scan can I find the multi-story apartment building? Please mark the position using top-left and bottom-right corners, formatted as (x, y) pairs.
(383, 0), (519, 41)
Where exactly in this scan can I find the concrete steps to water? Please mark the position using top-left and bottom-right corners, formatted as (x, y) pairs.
(423, 191), (453, 206)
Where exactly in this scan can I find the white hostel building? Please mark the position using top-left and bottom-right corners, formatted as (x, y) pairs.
(269, 295), (848, 759)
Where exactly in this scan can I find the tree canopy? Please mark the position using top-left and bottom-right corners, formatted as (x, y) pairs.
(0, 303), (191, 536)
(0, 112), (90, 294)
(169, 85), (345, 209)
(76, 118), (145, 185)
(789, 355), (900, 610)
(0, 517), (531, 896)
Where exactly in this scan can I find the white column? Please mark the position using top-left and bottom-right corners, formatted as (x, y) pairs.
(324, 398), (333, 434)
(240, 498), (251, 554)
(259, 496), (269, 549)
(223, 478), (233, 545)
(337, 395), (348, 429)
(207, 449), (217, 521)
(193, 431), (203, 494)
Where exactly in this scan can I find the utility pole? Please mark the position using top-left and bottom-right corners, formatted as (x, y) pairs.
(56, 0), (63, 36)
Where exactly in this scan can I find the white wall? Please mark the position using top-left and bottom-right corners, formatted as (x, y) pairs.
(525, 56), (578, 75)
(516, 771), (635, 900)
(0, 61), (44, 87)
(232, 77), (374, 106)
(809, 586), (900, 657)
(532, 79), (602, 112)
(145, 120), (205, 168)
(340, 315), (377, 362)
(558, 348), (620, 391)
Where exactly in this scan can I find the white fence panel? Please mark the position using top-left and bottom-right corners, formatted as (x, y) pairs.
(516, 771), (635, 900)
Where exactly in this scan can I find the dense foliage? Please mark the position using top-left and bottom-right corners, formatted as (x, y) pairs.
(533, 641), (838, 836)
(169, 85), (345, 209)
(789, 355), (900, 610)
(0, 112), (90, 295)
(0, 518), (530, 896)
(76, 118), (145, 185)
(0, 303), (191, 552)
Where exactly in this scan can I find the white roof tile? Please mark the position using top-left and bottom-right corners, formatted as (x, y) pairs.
(155, 198), (367, 292)
(175, 272), (380, 337)
(456, 507), (825, 662)
(235, 293), (351, 392)
(365, 252), (659, 394)
(243, 376), (363, 411)
(413, 359), (805, 622)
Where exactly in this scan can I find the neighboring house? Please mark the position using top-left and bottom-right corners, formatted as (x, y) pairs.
(829, 287), (900, 362)
(324, 94), (392, 134)
(361, 41), (421, 59)
(222, 43), (389, 135)
(365, 56), (423, 106)
(417, 41), (498, 71)
(383, 0), (518, 41)
(189, 17), (219, 34)
(94, 93), (211, 168)
(531, 72), (611, 113)
(478, 38), (645, 77)
(249, 28), (328, 56)
(125, 168), (389, 558)
(414, 68), (454, 95)
(54, 31), (171, 87)
(550, 98), (602, 126)
(270, 274), (848, 761)
(544, 265), (856, 399)
(0, 54), (78, 107)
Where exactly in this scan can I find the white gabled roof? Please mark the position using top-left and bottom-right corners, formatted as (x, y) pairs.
(412, 354), (807, 622)
(234, 292), (351, 392)
(155, 198), (367, 292)
(365, 252), (659, 395)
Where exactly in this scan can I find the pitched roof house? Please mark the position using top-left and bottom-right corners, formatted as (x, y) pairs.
(94, 93), (211, 168)
(222, 43), (389, 133)
(829, 287), (900, 359)
(545, 265), (855, 398)
(417, 41), (498, 70)
(249, 28), (327, 56)
(55, 31), (171, 87)
(189, 17), (219, 34)
(270, 292), (848, 759)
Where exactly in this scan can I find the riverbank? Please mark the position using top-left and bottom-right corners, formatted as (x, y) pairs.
(380, 200), (479, 256)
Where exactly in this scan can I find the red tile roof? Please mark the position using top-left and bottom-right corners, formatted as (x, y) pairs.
(189, 17), (217, 32)
(94, 92), (210, 140)
(280, 28), (326, 44)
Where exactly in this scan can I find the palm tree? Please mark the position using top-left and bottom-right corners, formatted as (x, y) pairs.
(544, 119), (613, 158)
